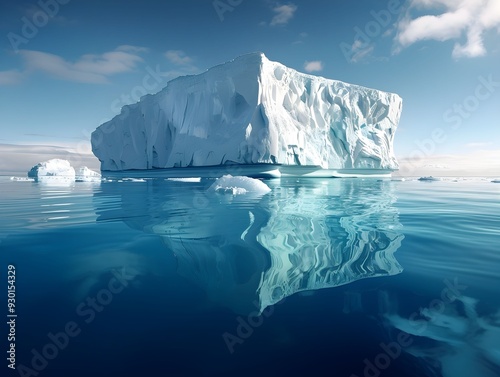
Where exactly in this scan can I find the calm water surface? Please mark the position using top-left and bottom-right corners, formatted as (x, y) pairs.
(0, 176), (499, 377)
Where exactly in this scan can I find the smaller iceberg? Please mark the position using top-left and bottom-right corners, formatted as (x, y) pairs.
(75, 166), (101, 182)
(418, 176), (441, 182)
(491, 179), (500, 183)
(208, 175), (271, 195)
(28, 159), (75, 184)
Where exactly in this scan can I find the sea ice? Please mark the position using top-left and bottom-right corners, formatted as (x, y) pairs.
(418, 176), (441, 181)
(208, 175), (271, 195)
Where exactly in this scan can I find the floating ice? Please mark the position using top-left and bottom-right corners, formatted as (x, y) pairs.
(122, 178), (147, 182)
(418, 176), (441, 181)
(28, 159), (76, 184)
(92, 52), (402, 174)
(166, 177), (202, 183)
(75, 166), (101, 182)
(10, 177), (35, 182)
(208, 175), (271, 195)
(492, 179), (500, 183)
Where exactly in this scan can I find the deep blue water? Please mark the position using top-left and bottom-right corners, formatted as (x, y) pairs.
(1, 176), (499, 377)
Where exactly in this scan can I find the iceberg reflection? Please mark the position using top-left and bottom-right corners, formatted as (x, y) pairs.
(95, 178), (404, 314)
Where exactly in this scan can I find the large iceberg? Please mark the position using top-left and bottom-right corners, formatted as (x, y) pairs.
(92, 53), (402, 177)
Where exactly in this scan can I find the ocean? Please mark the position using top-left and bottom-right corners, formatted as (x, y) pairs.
(1, 176), (499, 377)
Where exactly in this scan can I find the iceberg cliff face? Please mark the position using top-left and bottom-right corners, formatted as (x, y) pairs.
(92, 53), (402, 171)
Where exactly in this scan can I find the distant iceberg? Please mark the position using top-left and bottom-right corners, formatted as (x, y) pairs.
(28, 159), (75, 184)
(75, 166), (101, 182)
(492, 179), (500, 183)
(418, 176), (441, 181)
(92, 52), (402, 178)
(27, 159), (101, 184)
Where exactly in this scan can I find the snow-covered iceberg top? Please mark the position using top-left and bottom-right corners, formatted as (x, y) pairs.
(28, 159), (76, 183)
(92, 52), (402, 172)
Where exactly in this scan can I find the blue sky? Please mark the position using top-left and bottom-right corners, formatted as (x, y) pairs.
(0, 0), (499, 175)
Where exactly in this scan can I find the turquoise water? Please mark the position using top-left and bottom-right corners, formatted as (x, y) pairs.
(1, 176), (499, 377)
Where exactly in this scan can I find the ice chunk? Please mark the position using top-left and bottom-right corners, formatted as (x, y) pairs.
(491, 179), (500, 183)
(166, 177), (202, 183)
(92, 52), (402, 174)
(28, 159), (75, 184)
(208, 175), (271, 195)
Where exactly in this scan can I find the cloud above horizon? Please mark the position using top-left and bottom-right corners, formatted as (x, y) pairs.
(0, 69), (23, 85)
(304, 60), (323, 73)
(395, 0), (500, 58)
(0, 45), (147, 85)
(397, 149), (500, 176)
(270, 4), (297, 26)
(164, 50), (193, 66)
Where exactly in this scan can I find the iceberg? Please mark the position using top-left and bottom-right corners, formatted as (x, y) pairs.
(75, 166), (101, 182)
(92, 52), (402, 178)
(418, 176), (441, 181)
(28, 159), (76, 184)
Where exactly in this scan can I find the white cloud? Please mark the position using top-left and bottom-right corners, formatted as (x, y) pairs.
(270, 4), (297, 26)
(162, 50), (199, 81)
(16, 45), (146, 84)
(164, 50), (193, 66)
(395, 0), (500, 58)
(293, 32), (308, 44)
(304, 60), (323, 73)
(0, 70), (23, 85)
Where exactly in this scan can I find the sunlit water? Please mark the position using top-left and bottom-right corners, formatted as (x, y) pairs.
(1, 176), (499, 377)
